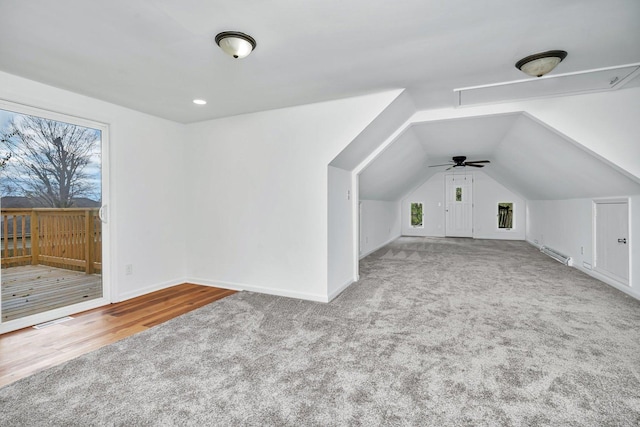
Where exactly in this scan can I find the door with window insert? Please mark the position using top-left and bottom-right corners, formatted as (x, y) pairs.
(445, 174), (473, 237)
(0, 104), (109, 333)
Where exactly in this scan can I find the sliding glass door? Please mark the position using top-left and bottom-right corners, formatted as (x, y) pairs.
(0, 102), (110, 333)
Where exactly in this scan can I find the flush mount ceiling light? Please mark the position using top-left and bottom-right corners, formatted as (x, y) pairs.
(215, 31), (256, 59)
(515, 50), (568, 77)
(192, 99), (207, 105)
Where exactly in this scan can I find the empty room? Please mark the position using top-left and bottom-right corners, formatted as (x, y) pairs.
(1, 0), (639, 425)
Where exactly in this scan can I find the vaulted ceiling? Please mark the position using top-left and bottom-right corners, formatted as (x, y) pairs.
(0, 0), (638, 123)
(359, 112), (640, 201)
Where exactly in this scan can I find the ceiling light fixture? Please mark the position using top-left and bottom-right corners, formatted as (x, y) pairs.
(515, 50), (568, 77)
(193, 99), (207, 105)
(215, 31), (256, 59)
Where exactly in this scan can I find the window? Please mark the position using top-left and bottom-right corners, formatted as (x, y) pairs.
(498, 202), (513, 229)
(411, 202), (423, 228)
(455, 187), (462, 202)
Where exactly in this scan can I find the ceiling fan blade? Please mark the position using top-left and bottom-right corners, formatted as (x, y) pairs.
(446, 166), (454, 171)
(465, 160), (490, 164)
(465, 163), (484, 168)
(428, 163), (453, 167)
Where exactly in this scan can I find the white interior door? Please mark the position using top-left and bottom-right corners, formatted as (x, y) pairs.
(595, 201), (629, 285)
(445, 174), (473, 237)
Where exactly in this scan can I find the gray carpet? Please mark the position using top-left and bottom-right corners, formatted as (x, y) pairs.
(2, 237), (640, 426)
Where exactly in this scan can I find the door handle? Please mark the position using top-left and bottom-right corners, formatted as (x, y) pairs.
(98, 205), (108, 224)
(618, 238), (627, 244)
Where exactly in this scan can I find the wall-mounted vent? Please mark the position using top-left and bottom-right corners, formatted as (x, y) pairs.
(540, 246), (573, 266)
(454, 63), (640, 107)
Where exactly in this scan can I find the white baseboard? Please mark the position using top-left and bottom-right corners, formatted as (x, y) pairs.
(328, 278), (356, 302)
(186, 277), (330, 303)
(474, 234), (526, 240)
(116, 278), (185, 302)
(527, 239), (639, 300)
(574, 265), (640, 301)
(526, 239), (542, 249)
(359, 234), (401, 259)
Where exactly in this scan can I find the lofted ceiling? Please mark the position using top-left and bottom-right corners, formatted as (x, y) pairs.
(0, 0), (639, 123)
(359, 113), (640, 201)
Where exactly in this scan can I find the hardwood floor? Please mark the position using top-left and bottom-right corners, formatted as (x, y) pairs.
(0, 283), (236, 388)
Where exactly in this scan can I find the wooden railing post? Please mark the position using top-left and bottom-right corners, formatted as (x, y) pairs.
(31, 210), (39, 265)
(85, 210), (94, 274)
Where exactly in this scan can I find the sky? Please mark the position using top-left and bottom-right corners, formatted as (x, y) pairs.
(0, 109), (13, 130)
(0, 108), (102, 202)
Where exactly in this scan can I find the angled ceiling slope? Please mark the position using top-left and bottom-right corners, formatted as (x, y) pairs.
(359, 128), (427, 201)
(330, 90), (415, 171)
(359, 113), (640, 201)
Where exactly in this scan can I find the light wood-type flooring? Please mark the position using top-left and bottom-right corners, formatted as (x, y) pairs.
(0, 283), (235, 387)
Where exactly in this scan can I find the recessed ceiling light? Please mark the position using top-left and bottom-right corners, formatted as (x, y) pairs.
(193, 99), (207, 105)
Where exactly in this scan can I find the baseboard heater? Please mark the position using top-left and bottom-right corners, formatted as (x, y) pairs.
(540, 246), (573, 266)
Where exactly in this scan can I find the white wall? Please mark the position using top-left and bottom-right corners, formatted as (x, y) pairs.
(527, 196), (640, 299)
(526, 199), (593, 262)
(401, 171), (525, 239)
(328, 166), (354, 299)
(184, 91), (399, 302)
(0, 71), (188, 301)
(359, 199), (401, 258)
(401, 174), (445, 237)
(4, 69), (638, 308)
(473, 172), (526, 240)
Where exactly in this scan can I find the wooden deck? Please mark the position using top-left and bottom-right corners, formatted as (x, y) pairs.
(1, 265), (102, 322)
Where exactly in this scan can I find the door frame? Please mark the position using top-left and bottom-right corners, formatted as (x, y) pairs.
(592, 197), (630, 287)
(0, 99), (112, 334)
(445, 173), (474, 237)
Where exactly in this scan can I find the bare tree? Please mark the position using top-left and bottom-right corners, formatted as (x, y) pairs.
(0, 133), (12, 168)
(1, 115), (100, 207)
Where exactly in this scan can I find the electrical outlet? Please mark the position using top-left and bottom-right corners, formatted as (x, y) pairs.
(125, 264), (133, 275)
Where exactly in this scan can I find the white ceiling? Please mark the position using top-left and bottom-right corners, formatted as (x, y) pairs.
(359, 113), (640, 201)
(0, 0), (638, 123)
(411, 114), (517, 163)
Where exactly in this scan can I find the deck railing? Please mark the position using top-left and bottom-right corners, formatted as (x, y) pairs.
(1, 208), (102, 273)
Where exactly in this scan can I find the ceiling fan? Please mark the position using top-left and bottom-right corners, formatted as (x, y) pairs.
(428, 156), (490, 170)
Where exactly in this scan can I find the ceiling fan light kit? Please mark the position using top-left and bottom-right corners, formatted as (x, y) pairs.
(215, 31), (257, 59)
(515, 50), (568, 77)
